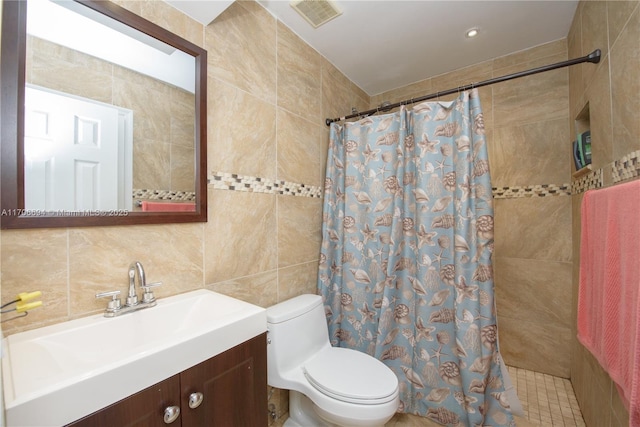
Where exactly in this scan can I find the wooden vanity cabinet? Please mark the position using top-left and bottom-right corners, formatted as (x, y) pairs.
(67, 333), (267, 427)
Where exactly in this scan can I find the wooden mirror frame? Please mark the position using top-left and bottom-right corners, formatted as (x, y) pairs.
(1, 0), (207, 229)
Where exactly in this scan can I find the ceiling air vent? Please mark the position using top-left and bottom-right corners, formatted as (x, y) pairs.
(290, 0), (342, 28)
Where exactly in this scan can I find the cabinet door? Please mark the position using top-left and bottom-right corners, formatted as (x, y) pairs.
(66, 374), (181, 427)
(180, 333), (267, 427)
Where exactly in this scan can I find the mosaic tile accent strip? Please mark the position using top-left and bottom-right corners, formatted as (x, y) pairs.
(208, 171), (323, 198)
(132, 189), (196, 201)
(612, 149), (640, 184)
(571, 167), (603, 194)
(492, 184), (571, 199)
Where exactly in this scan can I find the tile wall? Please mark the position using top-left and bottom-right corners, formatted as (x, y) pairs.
(2, 1), (365, 422)
(0, 0), (367, 338)
(3, 0), (639, 425)
(372, 39), (574, 378)
(568, 1), (639, 426)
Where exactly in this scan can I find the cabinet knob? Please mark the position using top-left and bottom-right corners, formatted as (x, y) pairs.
(164, 406), (180, 424)
(189, 392), (204, 409)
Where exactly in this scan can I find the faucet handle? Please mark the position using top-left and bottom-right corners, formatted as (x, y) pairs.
(141, 282), (162, 304)
(96, 290), (122, 313)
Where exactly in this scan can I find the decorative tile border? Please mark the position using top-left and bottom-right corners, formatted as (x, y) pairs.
(133, 189), (196, 201)
(612, 149), (640, 184)
(207, 150), (639, 200)
(208, 171), (323, 198)
(571, 167), (603, 194)
(492, 184), (571, 199)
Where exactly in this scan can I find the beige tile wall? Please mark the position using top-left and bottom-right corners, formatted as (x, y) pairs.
(0, 0), (367, 337)
(5, 1), (638, 425)
(372, 39), (574, 378)
(1, 2), (365, 423)
(568, 1), (640, 426)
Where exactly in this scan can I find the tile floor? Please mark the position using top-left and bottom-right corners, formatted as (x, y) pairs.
(387, 366), (585, 427)
(274, 366), (586, 426)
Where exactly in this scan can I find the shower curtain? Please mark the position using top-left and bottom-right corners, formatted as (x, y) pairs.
(318, 89), (514, 426)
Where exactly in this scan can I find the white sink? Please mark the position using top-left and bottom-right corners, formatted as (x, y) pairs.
(2, 289), (266, 426)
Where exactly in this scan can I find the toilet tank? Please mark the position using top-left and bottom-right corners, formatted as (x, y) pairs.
(266, 294), (330, 387)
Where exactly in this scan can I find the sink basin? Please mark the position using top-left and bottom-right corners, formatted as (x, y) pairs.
(2, 289), (266, 426)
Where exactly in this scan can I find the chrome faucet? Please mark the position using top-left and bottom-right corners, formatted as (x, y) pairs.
(96, 261), (162, 317)
(127, 261), (145, 307)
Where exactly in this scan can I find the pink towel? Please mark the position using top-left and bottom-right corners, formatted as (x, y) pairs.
(577, 179), (640, 425)
(141, 201), (196, 212)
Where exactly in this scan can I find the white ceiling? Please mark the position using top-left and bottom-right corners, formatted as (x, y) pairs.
(169, 0), (579, 96)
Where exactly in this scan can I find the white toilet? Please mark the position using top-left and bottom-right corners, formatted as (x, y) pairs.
(266, 294), (399, 427)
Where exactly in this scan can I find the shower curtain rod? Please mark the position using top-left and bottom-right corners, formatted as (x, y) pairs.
(325, 49), (601, 126)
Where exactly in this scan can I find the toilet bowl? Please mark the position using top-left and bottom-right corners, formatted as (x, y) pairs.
(266, 294), (399, 427)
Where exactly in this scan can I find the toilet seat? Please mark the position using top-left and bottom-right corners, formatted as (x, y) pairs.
(302, 347), (398, 405)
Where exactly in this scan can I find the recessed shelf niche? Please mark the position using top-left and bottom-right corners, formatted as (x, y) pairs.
(572, 103), (592, 178)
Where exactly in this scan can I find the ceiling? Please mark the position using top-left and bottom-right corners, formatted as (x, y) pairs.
(169, 0), (579, 96)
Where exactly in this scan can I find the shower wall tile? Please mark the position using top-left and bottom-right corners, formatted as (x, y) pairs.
(350, 82), (370, 114)
(570, 1), (638, 424)
(608, 1), (640, 47)
(494, 196), (572, 262)
(207, 77), (277, 179)
(322, 58), (354, 121)
(585, 55), (614, 170)
(277, 195), (323, 268)
(492, 39), (567, 71)
(207, 269), (278, 308)
(581, 1), (609, 87)
(277, 109), (324, 188)
(567, 18), (584, 118)
(276, 23), (322, 124)
(205, 189), (277, 284)
(205, 1), (277, 104)
(490, 118), (570, 187)
(1, 229), (69, 331)
(498, 312), (572, 378)
(322, 58), (370, 125)
(432, 61), (494, 127)
(494, 257), (572, 328)
(429, 60), (492, 101)
(570, 193), (584, 337)
(493, 53), (569, 128)
(277, 261), (320, 302)
(610, 4), (640, 160)
(370, 78), (433, 108)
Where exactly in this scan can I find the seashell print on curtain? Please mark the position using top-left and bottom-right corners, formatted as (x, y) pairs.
(318, 89), (514, 426)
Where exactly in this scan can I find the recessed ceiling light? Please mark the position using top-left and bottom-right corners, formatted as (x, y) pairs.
(465, 28), (479, 38)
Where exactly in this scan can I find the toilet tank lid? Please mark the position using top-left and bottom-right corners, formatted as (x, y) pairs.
(267, 294), (323, 324)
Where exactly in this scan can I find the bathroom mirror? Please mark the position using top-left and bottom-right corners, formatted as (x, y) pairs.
(1, 0), (207, 229)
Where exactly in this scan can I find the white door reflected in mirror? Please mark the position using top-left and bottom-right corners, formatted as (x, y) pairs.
(24, 86), (133, 212)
